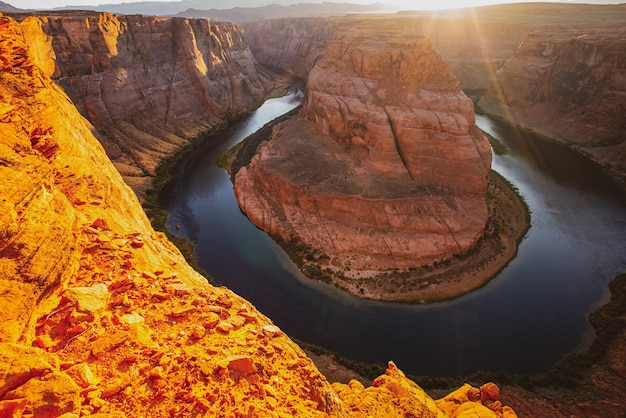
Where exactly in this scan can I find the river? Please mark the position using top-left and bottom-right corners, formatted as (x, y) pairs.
(165, 89), (626, 377)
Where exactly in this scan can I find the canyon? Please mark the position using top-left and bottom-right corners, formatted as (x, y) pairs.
(0, 13), (519, 417)
(234, 19), (496, 298)
(1, 1), (625, 416)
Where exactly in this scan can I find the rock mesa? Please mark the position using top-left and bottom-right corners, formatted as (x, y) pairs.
(235, 22), (491, 278)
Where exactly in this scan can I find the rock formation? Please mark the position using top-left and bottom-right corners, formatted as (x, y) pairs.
(481, 27), (626, 189)
(234, 21), (491, 284)
(10, 11), (274, 198)
(0, 13), (517, 417)
(243, 17), (337, 79)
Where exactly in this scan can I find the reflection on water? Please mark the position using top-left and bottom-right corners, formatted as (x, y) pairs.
(166, 92), (626, 376)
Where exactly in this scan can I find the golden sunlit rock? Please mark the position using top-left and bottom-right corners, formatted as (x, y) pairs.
(0, 12), (517, 417)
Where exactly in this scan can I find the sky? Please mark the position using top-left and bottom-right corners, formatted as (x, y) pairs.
(8, 0), (621, 11)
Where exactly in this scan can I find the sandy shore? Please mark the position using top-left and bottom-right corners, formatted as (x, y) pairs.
(296, 170), (530, 303)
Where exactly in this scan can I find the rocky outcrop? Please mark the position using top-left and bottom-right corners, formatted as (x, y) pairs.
(481, 27), (626, 188)
(10, 11), (274, 198)
(0, 13), (517, 417)
(235, 21), (491, 282)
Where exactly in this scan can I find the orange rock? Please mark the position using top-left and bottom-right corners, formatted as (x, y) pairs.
(90, 332), (129, 359)
(169, 304), (195, 318)
(3, 371), (82, 417)
(65, 363), (95, 388)
(225, 355), (257, 376)
(0, 344), (53, 398)
(65, 284), (110, 314)
(90, 218), (109, 230)
(216, 322), (234, 333)
(130, 240), (144, 248)
(262, 325), (282, 337)
(480, 382), (500, 402)
(0, 398), (29, 417)
(228, 315), (247, 330)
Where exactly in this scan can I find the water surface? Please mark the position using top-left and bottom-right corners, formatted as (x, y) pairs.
(166, 91), (626, 376)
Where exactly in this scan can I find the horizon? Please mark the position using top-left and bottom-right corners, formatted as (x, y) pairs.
(8, 0), (626, 12)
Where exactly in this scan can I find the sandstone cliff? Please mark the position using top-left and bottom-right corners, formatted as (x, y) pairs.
(0, 13), (516, 418)
(235, 20), (491, 292)
(243, 17), (336, 79)
(481, 27), (626, 189)
(10, 11), (274, 198)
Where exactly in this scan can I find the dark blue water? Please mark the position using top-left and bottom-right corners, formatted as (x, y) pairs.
(165, 91), (626, 377)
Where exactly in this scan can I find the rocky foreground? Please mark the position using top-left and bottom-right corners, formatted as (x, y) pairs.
(0, 13), (520, 418)
(234, 20), (493, 296)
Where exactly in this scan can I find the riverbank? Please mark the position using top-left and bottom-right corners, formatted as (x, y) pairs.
(478, 98), (626, 195)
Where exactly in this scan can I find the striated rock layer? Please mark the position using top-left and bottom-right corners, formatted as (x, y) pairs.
(235, 21), (491, 275)
(10, 11), (274, 197)
(481, 27), (626, 189)
(0, 13), (517, 418)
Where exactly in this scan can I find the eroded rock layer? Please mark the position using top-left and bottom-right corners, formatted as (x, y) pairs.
(235, 21), (491, 274)
(0, 13), (517, 418)
(11, 11), (274, 197)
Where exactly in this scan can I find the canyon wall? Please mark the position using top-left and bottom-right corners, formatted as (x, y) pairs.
(235, 20), (491, 285)
(481, 28), (626, 188)
(243, 17), (336, 79)
(11, 11), (274, 197)
(0, 14), (517, 417)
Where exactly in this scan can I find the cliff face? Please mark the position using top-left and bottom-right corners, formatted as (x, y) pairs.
(0, 13), (516, 418)
(12, 11), (274, 197)
(243, 17), (336, 79)
(482, 28), (626, 187)
(235, 21), (491, 281)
